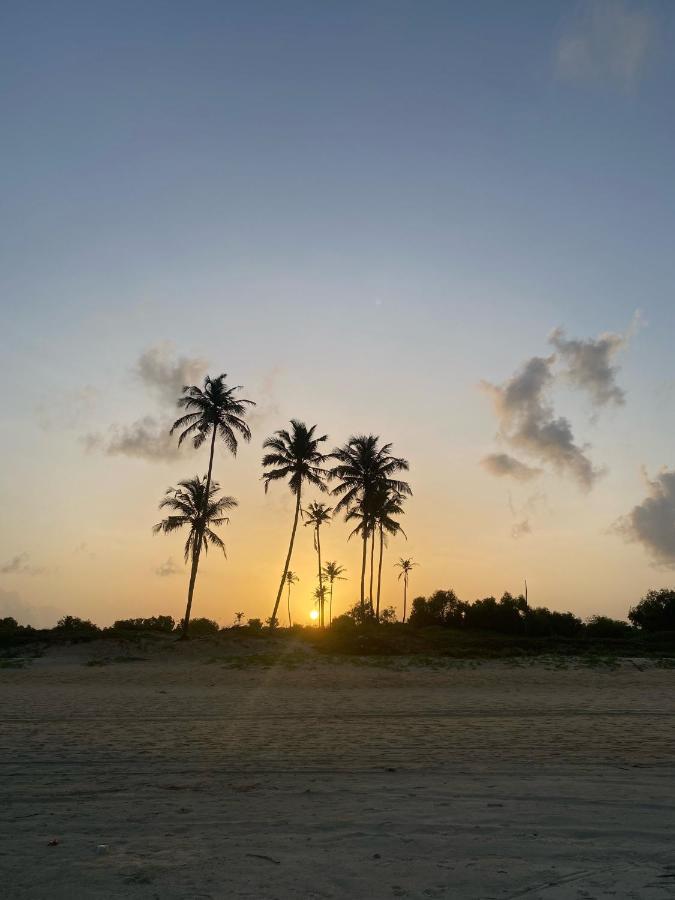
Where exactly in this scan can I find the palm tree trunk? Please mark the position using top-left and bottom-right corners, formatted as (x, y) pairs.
(360, 531), (367, 618)
(271, 489), (301, 626)
(376, 524), (384, 622)
(369, 529), (375, 615)
(316, 526), (324, 628)
(329, 581), (333, 626)
(181, 425), (217, 638)
(287, 582), (292, 627)
(403, 575), (408, 624)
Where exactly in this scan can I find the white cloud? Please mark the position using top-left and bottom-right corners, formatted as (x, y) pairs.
(556, 0), (655, 92)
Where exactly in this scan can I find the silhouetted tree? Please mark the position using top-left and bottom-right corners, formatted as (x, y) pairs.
(408, 589), (462, 627)
(629, 588), (675, 632)
(585, 615), (634, 639)
(329, 436), (411, 618)
(322, 561), (346, 626)
(373, 488), (406, 621)
(153, 476), (236, 632)
(304, 502), (332, 627)
(262, 421), (328, 626)
(285, 571), (299, 627)
(395, 557), (418, 623)
(171, 375), (254, 636)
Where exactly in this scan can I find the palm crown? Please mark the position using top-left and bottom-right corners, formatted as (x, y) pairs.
(262, 420), (328, 494)
(153, 476), (237, 562)
(171, 374), (255, 453)
(396, 557), (418, 580)
(329, 435), (411, 516)
(322, 561), (346, 583)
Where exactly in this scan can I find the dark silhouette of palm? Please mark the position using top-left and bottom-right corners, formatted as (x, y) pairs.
(153, 477), (237, 625)
(170, 374), (254, 636)
(322, 561), (346, 626)
(395, 557), (418, 623)
(329, 435), (411, 618)
(304, 501), (332, 627)
(285, 571), (299, 627)
(373, 488), (407, 621)
(262, 420), (328, 626)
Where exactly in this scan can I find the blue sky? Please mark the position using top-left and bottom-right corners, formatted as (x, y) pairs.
(2, 1), (675, 625)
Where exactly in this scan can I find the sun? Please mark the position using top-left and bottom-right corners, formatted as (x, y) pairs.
(309, 610), (319, 621)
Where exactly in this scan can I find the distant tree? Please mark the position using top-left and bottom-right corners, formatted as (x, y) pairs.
(55, 615), (100, 636)
(322, 561), (346, 626)
(170, 374), (254, 636)
(153, 476), (237, 636)
(379, 605), (397, 623)
(629, 589), (675, 632)
(0, 617), (20, 635)
(247, 618), (263, 632)
(262, 421), (329, 627)
(523, 606), (582, 638)
(234, 612), (245, 627)
(111, 616), (175, 633)
(179, 617), (219, 636)
(408, 589), (464, 627)
(585, 615), (635, 639)
(285, 571), (299, 627)
(304, 502), (332, 627)
(464, 593), (528, 634)
(329, 436), (411, 618)
(394, 558), (418, 623)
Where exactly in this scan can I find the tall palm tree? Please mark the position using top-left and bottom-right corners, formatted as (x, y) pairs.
(285, 571), (299, 627)
(395, 557), (418, 624)
(373, 489), (407, 621)
(304, 501), (332, 627)
(170, 374), (254, 637)
(153, 477), (237, 630)
(322, 561), (346, 626)
(329, 435), (411, 618)
(262, 420), (328, 626)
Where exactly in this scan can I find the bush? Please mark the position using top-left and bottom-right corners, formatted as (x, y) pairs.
(111, 615), (176, 633)
(524, 607), (583, 638)
(585, 615), (634, 639)
(246, 618), (263, 632)
(54, 615), (100, 636)
(183, 617), (219, 636)
(408, 590), (465, 627)
(629, 589), (675, 632)
(0, 616), (21, 636)
(463, 593), (527, 634)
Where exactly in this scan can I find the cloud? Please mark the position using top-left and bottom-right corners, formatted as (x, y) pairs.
(511, 519), (532, 540)
(155, 556), (181, 577)
(0, 553), (47, 576)
(481, 452), (542, 482)
(0, 589), (62, 628)
(555, 0), (655, 92)
(482, 355), (601, 490)
(613, 467), (675, 567)
(135, 343), (208, 408)
(85, 416), (182, 462)
(74, 542), (96, 560)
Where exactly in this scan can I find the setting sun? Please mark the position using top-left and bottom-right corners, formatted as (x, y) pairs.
(309, 610), (319, 621)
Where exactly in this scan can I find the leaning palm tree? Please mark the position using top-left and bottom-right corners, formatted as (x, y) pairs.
(395, 557), (418, 624)
(373, 489), (407, 621)
(329, 435), (411, 618)
(170, 374), (254, 636)
(285, 571), (299, 627)
(262, 420), (328, 626)
(304, 501), (332, 627)
(322, 561), (346, 626)
(153, 477), (237, 630)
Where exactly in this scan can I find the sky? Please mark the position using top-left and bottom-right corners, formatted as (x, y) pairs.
(2, 0), (675, 627)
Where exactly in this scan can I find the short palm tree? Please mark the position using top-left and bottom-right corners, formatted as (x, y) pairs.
(170, 374), (254, 636)
(329, 436), (411, 618)
(153, 477), (237, 629)
(322, 561), (346, 626)
(395, 557), (418, 624)
(285, 571), (299, 627)
(262, 420), (328, 626)
(373, 489), (407, 621)
(304, 501), (332, 627)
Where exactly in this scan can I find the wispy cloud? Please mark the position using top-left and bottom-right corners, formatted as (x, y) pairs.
(555, 0), (655, 92)
(135, 343), (208, 408)
(84, 417), (183, 462)
(613, 467), (675, 567)
(155, 556), (181, 577)
(481, 452), (542, 482)
(0, 553), (47, 576)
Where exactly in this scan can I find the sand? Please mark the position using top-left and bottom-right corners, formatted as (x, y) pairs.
(2, 643), (675, 898)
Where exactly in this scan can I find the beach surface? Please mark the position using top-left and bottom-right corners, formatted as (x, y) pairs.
(2, 641), (675, 899)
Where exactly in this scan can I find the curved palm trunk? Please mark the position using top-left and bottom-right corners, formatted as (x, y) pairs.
(316, 526), (324, 628)
(287, 582), (293, 628)
(271, 489), (301, 626)
(369, 529), (375, 615)
(376, 524), (384, 622)
(181, 425), (217, 638)
(360, 531), (367, 618)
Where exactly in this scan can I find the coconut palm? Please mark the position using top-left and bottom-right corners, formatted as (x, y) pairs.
(285, 571), (299, 627)
(304, 501), (332, 627)
(373, 489), (407, 621)
(329, 435), (411, 618)
(170, 374), (254, 636)
(395, 557), (418, 624)
(262, 420), (329, 626)
(153, 477), (237, 629)
(322, 561), (346, 626)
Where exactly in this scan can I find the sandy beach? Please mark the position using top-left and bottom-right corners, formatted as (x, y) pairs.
(2, 643), (675, 899)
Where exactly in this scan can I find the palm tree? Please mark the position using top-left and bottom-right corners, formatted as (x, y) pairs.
(262, 420), (328, 626)
(322, 561), (346, 626)
(373, 489), (407, 621)
(285, 571), (299, 627)
(395, 557), (418, 624)
(329, 435), (411, 618)
(170, 374), (254, 636)
(153, 477), (237, 629)
(304, 501), (332, 627)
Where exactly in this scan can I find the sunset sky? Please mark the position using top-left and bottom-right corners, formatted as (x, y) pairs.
(2, 1), (675, 627)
